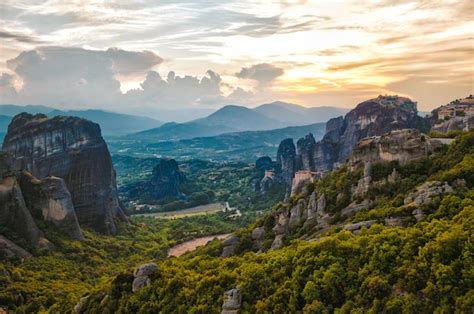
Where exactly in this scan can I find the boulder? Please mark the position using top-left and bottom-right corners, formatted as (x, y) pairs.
(222, 288), (242, 314)
(344, 220), (376, 232)
(132, 262), (158, 293)
(221, 235), (239, 257)
(270, 234), (285, 250)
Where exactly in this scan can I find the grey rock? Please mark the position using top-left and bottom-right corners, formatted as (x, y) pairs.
(344, 220), (376, 232)
(74, 296), (89, 313)
(133, 262), (158, 277)
(221, 235), (240, 257)
(222, 288), (242, 314)
(270, 234), (285, 250)
(132, 262), (158, 292)
(404, 181), (453, 206)
(0, 235), (32, 260)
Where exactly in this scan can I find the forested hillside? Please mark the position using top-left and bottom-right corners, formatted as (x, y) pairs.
(76, 130), (474, 313)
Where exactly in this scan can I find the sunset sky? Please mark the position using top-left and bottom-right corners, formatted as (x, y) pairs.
(0, 0), (472, 117)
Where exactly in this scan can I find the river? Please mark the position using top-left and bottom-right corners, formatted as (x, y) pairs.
(168, 233), (231, 257)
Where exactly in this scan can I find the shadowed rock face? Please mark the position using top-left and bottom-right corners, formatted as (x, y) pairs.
(2, 113), (126, 235)
(18, 171), (83, 240)
(276, 138), (296, 186)
(0, 153), (54, 252)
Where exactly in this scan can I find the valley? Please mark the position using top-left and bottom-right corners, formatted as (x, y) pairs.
(0, 95), (473, 313)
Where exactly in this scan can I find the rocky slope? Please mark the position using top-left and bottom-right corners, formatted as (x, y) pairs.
(2, 113), (126, 235)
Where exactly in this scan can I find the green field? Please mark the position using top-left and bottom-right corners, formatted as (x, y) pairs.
(135, 202), (226, 219)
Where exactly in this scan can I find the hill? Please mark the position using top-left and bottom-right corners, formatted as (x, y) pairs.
(127, 103), (344, 141)
(0, 105), (162, 136)
(193, 105), (288, 131)
(254, 101), (349, 125)
(48, 109), (162, 136)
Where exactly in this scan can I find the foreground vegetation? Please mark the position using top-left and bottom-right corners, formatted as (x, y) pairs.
(81, 131), (474, 313)
(0, 212), (255, 313)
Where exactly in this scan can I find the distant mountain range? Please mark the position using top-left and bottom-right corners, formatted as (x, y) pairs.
(128, 102), (347, 141)
(254, 101), (349, 125)
(109, 122), (327, 161)
(0, 105), (162, 136)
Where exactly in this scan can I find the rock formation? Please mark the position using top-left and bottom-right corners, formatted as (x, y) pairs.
(276, 138), (297, 186)
(132, 262), (158, 292)
(2, 113), (126, 235)
(221, 288), (242, 314)
(0, 152), (54, 252)
(275, 95), (422, 184)
(0, 235), (32, 260)
(348, 129), (441, 169)
(150, 158), (186, 199)
(221, 235), (240, 257)
(18, 171), (83, 240)
(404, 181), (453, 206)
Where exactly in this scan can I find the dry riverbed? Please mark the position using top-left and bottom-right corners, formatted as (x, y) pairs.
(168, 233), (230, 257)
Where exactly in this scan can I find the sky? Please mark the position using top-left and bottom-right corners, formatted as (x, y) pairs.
(0, 0), (473, 118)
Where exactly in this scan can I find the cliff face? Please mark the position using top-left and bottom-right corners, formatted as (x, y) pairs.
(0, 153), (54, 257)
(348, 129), (441, 169)
(276, 138), (296, 186)
(278, 96), (421, 188)
(2, 113), (125, 235)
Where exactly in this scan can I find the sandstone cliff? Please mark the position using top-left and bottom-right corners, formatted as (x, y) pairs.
(150, 158), (186, 199)
(2, 113), (126, 235)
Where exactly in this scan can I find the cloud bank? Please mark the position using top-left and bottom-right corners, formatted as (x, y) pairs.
(0, 46), (277, 116)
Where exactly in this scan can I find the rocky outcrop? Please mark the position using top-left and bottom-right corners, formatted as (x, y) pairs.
(221, 288), (241, 314)
(275, 95), (422, 183)
(2, 113), (126, 235)
(18, 171), (83, 240)
(132, 262), (158, 293)
(348, 129), (440, 169)
(221, 235), (240, 257)
(150, 158), (186, 199)
(404, 181), (453, 206)
(344, 220), (376, 233)
(251, 227), (265, 250)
